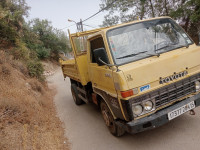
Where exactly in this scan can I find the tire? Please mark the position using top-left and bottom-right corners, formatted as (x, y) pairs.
(71, 84), (84, 105)
(100, 101), (125, 137)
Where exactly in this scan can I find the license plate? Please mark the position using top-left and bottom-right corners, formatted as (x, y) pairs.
(168, 101), (195, 121)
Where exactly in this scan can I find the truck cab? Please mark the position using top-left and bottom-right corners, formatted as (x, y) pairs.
(60, 16), (200, 136)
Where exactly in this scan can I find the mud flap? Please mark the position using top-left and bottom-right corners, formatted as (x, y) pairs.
(115, 121), (126, 136)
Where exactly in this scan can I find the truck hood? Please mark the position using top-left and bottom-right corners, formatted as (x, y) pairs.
(118, 44), (200, 94)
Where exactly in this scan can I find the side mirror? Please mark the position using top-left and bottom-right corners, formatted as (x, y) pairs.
(93, 48), (109, 66)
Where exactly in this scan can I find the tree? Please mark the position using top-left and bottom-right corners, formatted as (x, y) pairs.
(170, 0), (200, 43)
(0, 0), (29, 45)
(26, 18), (71, 60)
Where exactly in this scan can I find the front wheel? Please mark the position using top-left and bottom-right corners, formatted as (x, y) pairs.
(100, 101), (125, 137)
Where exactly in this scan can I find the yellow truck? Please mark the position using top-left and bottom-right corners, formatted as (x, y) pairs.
(60, 16), (200, 136)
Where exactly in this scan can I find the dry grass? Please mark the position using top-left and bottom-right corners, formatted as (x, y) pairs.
(0, 50), (69, 150)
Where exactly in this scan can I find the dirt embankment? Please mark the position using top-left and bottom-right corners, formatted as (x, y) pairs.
(0, 50), (69, 150)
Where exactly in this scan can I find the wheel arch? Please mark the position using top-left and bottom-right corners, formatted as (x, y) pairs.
(95, 92), (117, 119)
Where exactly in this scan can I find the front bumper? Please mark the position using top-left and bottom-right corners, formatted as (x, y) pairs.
(124, 93), (200, 134)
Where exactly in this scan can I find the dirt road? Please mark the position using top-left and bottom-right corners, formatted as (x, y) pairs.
(48, 68), (200, 150)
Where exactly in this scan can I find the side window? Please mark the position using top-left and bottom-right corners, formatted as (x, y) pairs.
(90, 36), (105, 63)
(72, 36), (88, 55)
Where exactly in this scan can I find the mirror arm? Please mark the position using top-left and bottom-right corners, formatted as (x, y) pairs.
(98, 58), (113, 67)
(98, 58), (120, 72)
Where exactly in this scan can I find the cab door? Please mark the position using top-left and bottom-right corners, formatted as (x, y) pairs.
(88, 35), (117, 97)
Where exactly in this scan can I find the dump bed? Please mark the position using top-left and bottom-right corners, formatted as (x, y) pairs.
(60, 59), (80, 82)
(60, 53), (88, 85)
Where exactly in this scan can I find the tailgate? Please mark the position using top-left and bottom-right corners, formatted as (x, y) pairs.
(60, 59), (80, 82)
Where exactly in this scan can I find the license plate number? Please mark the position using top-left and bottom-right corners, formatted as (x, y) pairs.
(168, 101), (195, 121)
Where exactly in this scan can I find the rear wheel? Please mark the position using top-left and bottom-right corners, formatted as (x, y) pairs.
(71, 84), (83, 105)
(100, 101), (125, 137)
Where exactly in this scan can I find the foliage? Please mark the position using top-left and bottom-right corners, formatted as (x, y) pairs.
(0, 0), (71, 60)
(0, 0), (29, 45)
(100, 14), (119, 27)
(0, 0), (72, 81)
(27, 18), (71, 60)
(100, 0), (200, 43)
(27, 60), (44, 80)
(36, 47), (50, 60)
(11, 39), (30, 60)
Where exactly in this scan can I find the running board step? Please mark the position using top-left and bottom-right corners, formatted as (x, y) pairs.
(78, 94), (88, 103)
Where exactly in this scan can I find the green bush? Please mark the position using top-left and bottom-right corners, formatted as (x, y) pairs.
(0, 20), (17, 44)
(12, 40), (30, 60)
(29, 50), (38, 60)
(27, 61), (44, 80)
(36, 47), (50, 60)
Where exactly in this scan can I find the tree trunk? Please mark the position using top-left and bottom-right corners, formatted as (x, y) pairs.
(164, 0), (169, 16)
(149, 0), (155, 17)
(184, 17), (190, 32)
(140, 0), (145, 20)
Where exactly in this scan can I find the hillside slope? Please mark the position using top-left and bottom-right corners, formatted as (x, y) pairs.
(0, 50), (68, 150)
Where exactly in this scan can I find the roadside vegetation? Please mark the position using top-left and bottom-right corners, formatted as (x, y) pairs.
(0, 0), (69, 149)
(0, 51), (68, 149)
(0, 0), (71, 80)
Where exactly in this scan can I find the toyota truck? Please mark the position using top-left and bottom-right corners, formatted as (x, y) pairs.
(60, 16), (200, 136)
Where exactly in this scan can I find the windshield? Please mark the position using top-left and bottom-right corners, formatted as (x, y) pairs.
(107, 18), (193, 65)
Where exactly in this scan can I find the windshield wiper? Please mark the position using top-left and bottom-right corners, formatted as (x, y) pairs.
(145, 53), (160, 57)
(154, 45), (170, 53)
(116, 51), (147, 59)
(176, 43), (189, 48)
(155, 43), (189, 54)
(116, 50), (160, 59)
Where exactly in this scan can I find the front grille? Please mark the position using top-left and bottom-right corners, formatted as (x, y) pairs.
(155, 79), (195, 107)
(132, 73), (200, 108)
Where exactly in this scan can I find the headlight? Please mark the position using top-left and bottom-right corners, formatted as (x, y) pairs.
(195, 81), (200, 91)
(143, 100), (153, 111)
(132, 105), (143, 116)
